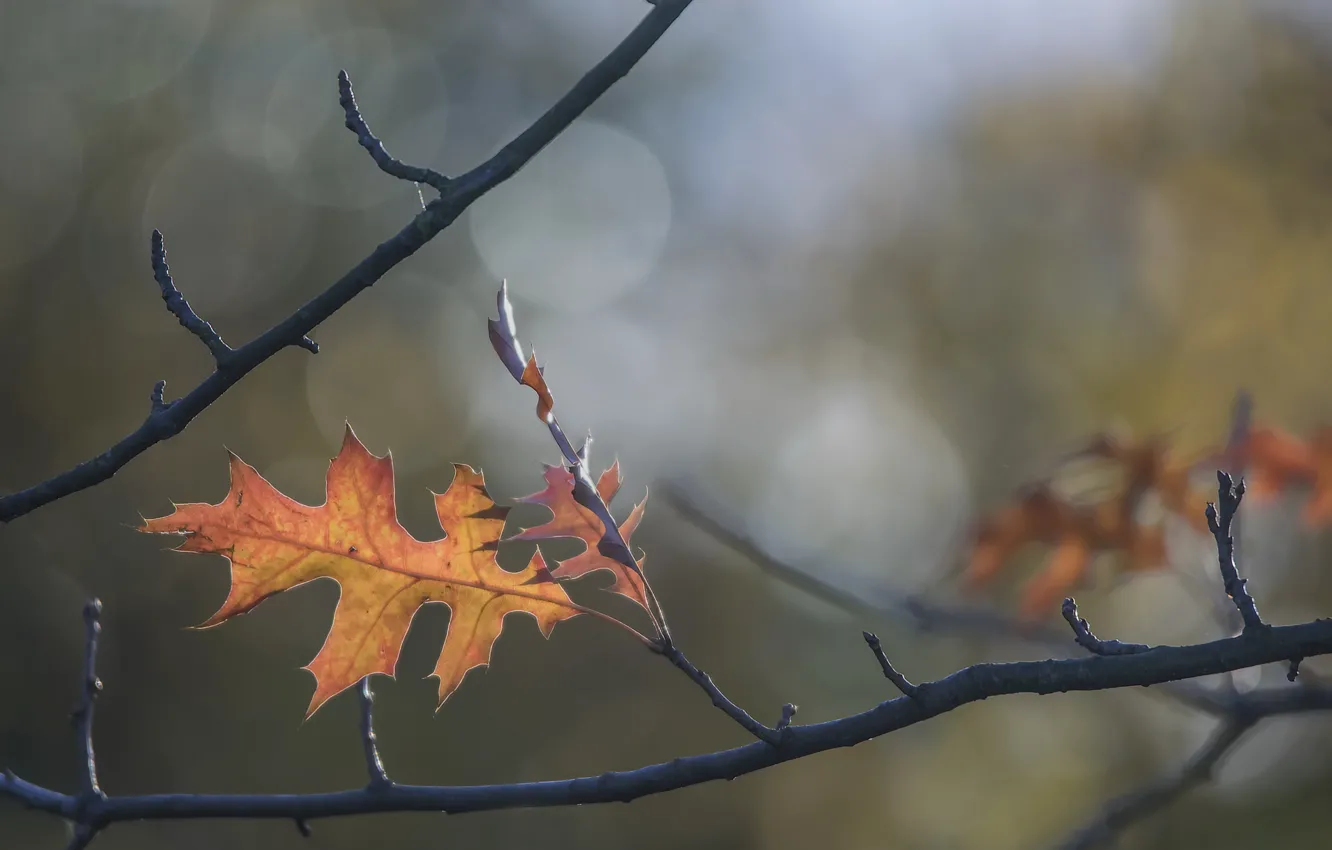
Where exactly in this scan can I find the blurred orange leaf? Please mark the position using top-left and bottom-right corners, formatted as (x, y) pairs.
(512, 462), (651, 612)
(141, 426), (600, 716)
(1239, 425), (1332, 527)
(964, 432), (1210, 619)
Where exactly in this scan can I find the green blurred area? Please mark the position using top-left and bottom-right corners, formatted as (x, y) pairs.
(3, 0), (1332, 848)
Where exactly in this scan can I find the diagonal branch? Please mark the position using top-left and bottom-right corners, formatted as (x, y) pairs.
(1056, 676), (1332, 850)
(150, 231), (238, 366)
(0, 0), (697, 525)
(863, 632), (918, 698)
(487, 283), (790, 746)
(1056, 717), (1256, 850)
(1061, 598), (1151, 656)
(337, 71), (450, 193)
(657, 643), (790, 745)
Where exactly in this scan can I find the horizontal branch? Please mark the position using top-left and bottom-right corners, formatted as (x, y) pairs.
(6, 617), (1332, 828)
(0, 0), (696, 524)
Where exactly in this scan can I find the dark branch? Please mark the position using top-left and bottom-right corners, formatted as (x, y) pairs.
(62, 599), (106, 850)
(656, 643), (784, 745)
(862, 632), (918, 698)
(337, 71), (450, 193)
(357, 678), (391, 790)
(1057, 718), (1255, 850)
(1205, 471), (1266, 633)
(151, 231), (234, 366)
(72, 600), (104, 803)
(6, 614), (1332, 830)
(1058, 677), (1332, 849)
(1061, 598), (1151, 656)
(0, 0), (697, 524)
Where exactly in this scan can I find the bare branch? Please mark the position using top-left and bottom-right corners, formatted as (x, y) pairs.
(61, 599), (107, 850)
(1206, 472), (1267, 633)
(71, 600), (104, 803)
(1056, 674), (1332, 850)
(1061, 598), (1151, 656)
(151, 231), (235, 366)
(337, 71), (450, 193)
(0, 0), (698, 524)
(862, 632), (918, 698)
(6, 606), (1332, 833)
(656, 643), (784, 745)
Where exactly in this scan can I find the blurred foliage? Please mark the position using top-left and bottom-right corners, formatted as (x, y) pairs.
(4, 0), (1332, 848)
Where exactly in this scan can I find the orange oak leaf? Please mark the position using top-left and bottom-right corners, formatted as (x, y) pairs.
(964, 432), (1208, 619)
(1237, 425), (1332, 526)
(141, 426), (599, 716)
(511, 462), (650, 612)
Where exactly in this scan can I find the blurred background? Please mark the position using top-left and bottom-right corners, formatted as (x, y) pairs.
(4, 0), (1332, 847)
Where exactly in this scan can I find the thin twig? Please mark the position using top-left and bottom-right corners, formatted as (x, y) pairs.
(862, 632), (919, 698)
(150, 231), (237, 366)
(656, 643), (783, 745)
(1206, 471), (1267, 634)
(337, 71), (450, 193)
(490, 284), (796, 744)
(72, 600), (104, 802)
(1061, 598), (1151, 656)
(64, 599), (106, 850)
(1203, 389), (1253, 635)
(6, 606), (1332, 833)
(357, 678), (391, 790)
(0, 0), (698, 524)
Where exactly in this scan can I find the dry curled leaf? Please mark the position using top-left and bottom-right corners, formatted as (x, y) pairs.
(141, 426), (599, 716)
(512, 462), (650, 612)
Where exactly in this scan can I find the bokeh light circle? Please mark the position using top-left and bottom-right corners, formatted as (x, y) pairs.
(469, 121), (672, 310)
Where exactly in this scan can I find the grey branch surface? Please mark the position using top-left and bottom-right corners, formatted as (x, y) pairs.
(0, 0), (696, 524)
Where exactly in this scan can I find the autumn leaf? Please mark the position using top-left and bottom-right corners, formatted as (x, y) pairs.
(1078, 432), (1213, 533)
(1238, 424), (1332, 526)
(964, 432), (1206, 618)
(141, 425), (618, 716)
(512, 462), (651, 612)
